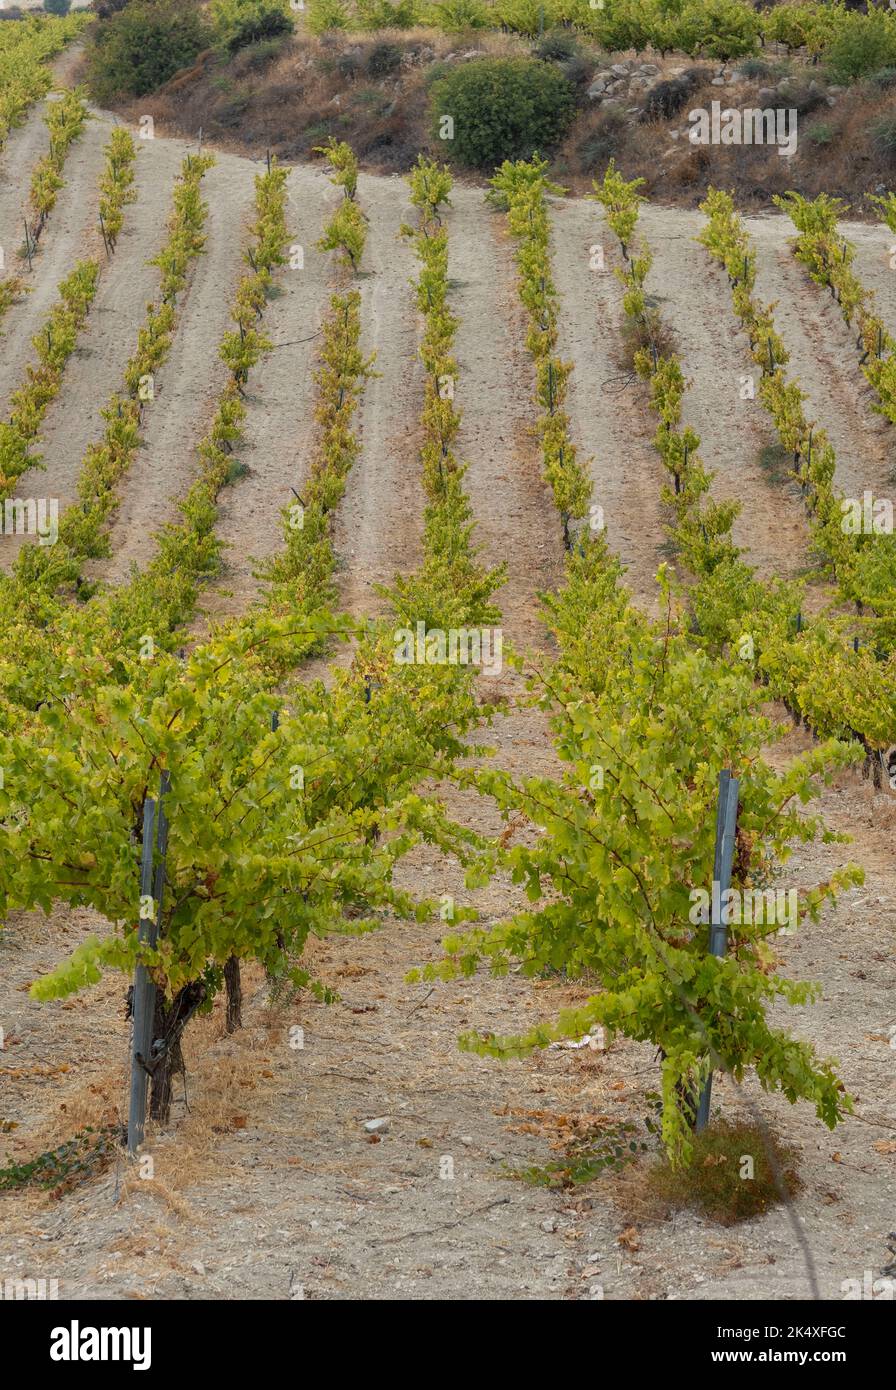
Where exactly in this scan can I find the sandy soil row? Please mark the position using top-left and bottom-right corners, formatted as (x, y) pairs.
(448, 185), (563, 652)
(0, 110), (109, 416)
(748, 214), (894, 503)
(643, 204), (811, 581)
(201, 163), (337, 624)
(0, 134), (188, 576)
(96, 152), (260, 586)
(849, 218), (896, 342)
(0, 43), (87, 293)
(549, 196), (669, 612)
(325, 171), (427, 622)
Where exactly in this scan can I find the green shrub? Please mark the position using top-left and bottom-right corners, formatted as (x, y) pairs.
(676, 0), (760, 62)
(366, 39), (403, 76)
(430, 57), (576, 170)
(645, 1120), (802, 1226)
(211, 0), (294, 54)
(805, 120), (836, 148)
(44, 0), (72, 16)
(872, 114), (896, 161)
(87, 0), (212, 103)
(306, 0), (349, 33)
(356, 0), (420, 28)
(335, 49), (362, 79)
(233, 34), (290, 69)
(534, 28), (579, 64)
(736, 55), (783, 81)
(870, 67), (896, 91)
(425, 0), (490, 31)
(562, 53), (594, 90)
(494, 0), (549, 38)
(827, 9), (896, 83)
(775, 79), (827, 117)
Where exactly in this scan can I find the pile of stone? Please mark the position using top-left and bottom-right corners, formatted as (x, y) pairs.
(587, 58), (661, 102)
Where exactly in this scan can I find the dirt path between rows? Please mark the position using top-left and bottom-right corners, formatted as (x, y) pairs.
(645, 205), (810, 581)
(748, 214), (894, 503)
(449, 185), (562, 652)
(98, 151), (258, 586)
(201, 163), (335, 624)
(1, 133), (186, 576)
(323, 172), (426, 622)
(0, 44), (87, 313)
(550, 196), (668, 613)
(0, 110), (109, 418)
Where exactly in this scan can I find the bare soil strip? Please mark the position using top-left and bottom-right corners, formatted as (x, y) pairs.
(449, 185), (563, 652)
(0, 114), (109, 416)
(98, 151), (258, 585)
(0, 44), (88, 313)
(644, 205), (809, 581)
(550, 196), (668, 612)
(201, 164), (335, 623)
(329, 171), (427, 621)
(846, 218), (896, 350)
(747, 214), (893, 502)
(0, 135), (186, 576)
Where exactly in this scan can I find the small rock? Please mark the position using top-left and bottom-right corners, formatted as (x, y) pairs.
(541, 1217), (558, 1233)
(757, 87), (776, 104)
(192, 1260), (206, 1275)
(611, 63), (630, 77)
(711, 76), (726, 86)
(629, 76), (651, 90)
(638, 63), (659, 76)
(668, 129), (680, 141)
(364, 1117), (390, 1133)
(826, 95), (837, 107)
(459, 1135), (474, 1146)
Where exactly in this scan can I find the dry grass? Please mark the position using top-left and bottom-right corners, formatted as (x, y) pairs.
(612, 1119), (803, 1228)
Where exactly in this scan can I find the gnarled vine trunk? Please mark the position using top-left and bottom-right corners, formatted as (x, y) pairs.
(148, 980), (207, 1124)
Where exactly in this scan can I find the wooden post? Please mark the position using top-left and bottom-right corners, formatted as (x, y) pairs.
(695, 770), (740, 1133)
(127, 771), (170, 1156)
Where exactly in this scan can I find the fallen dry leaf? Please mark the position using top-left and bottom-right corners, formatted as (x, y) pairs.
(617, 1226), (640, 1252)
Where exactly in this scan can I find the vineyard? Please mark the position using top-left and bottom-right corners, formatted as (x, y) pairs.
(0, 4), (894, 1311)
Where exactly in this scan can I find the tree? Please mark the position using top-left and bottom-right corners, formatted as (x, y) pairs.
(87, 0), (212, 104)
